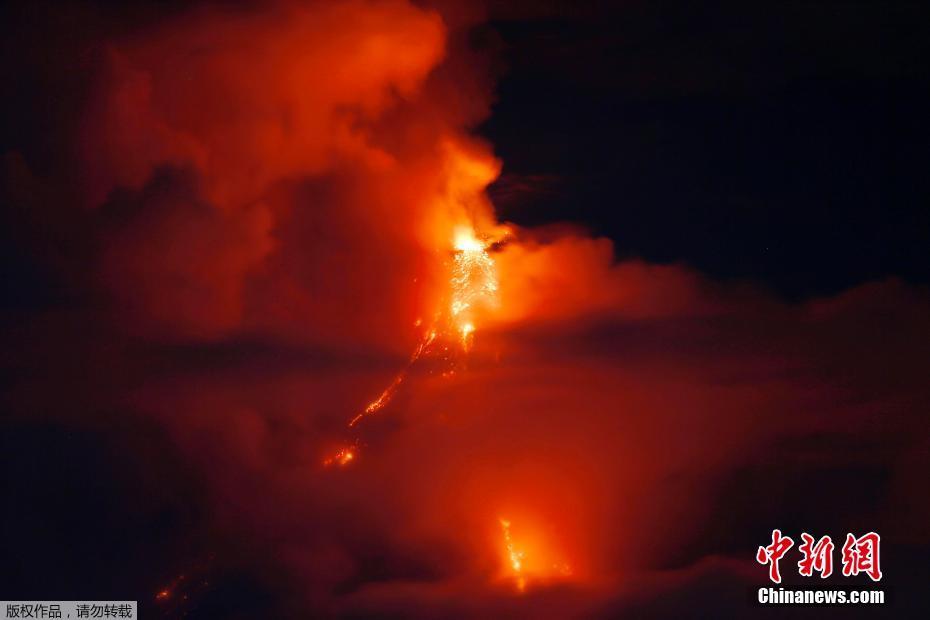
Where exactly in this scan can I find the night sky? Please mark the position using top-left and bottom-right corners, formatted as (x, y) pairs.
(481, 1), (930, 299)
(1, 1), (928, 618)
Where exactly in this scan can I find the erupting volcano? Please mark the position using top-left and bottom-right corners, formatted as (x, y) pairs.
(4, 0), (927, 616)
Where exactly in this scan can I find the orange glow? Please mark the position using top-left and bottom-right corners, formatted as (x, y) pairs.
(453, 226), (486, 253)
(488, 509), (578, 594)
(323, 445), (357, 468)
(52, 1), (928, 615)
(460, 322), (475, 350)
(348, 373), (406, 428)
(499, 518), (527, 592)
(342, 326), (437, 434)
(450, 227), (497, 323)
(326, 218), (500, 464)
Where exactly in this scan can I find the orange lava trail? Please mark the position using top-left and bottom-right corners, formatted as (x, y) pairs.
(500, 518), (526, 592)
(323, 226), (500, 467)
(347, 329), (437, 428)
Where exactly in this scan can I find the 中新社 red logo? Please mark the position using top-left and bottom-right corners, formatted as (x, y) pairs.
(756, 529), (881, 583)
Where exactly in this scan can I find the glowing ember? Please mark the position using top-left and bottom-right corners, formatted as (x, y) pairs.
(155, 572), (187, 603)
(323, 445), (356, 467)
(349, 374), (405, 428)
(154, 557), (215, 613)
(460, 322), (475, 350)
(499, 518), (527, 592)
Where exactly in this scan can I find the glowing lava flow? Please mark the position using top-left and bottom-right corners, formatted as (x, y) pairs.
(451, 227), (497, 327)
(499, 518), (526, 592)
(321, 444), (356, 467)
(323, 225), (499, 466)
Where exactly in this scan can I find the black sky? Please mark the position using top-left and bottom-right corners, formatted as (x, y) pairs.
(480, 0), (930, 299)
